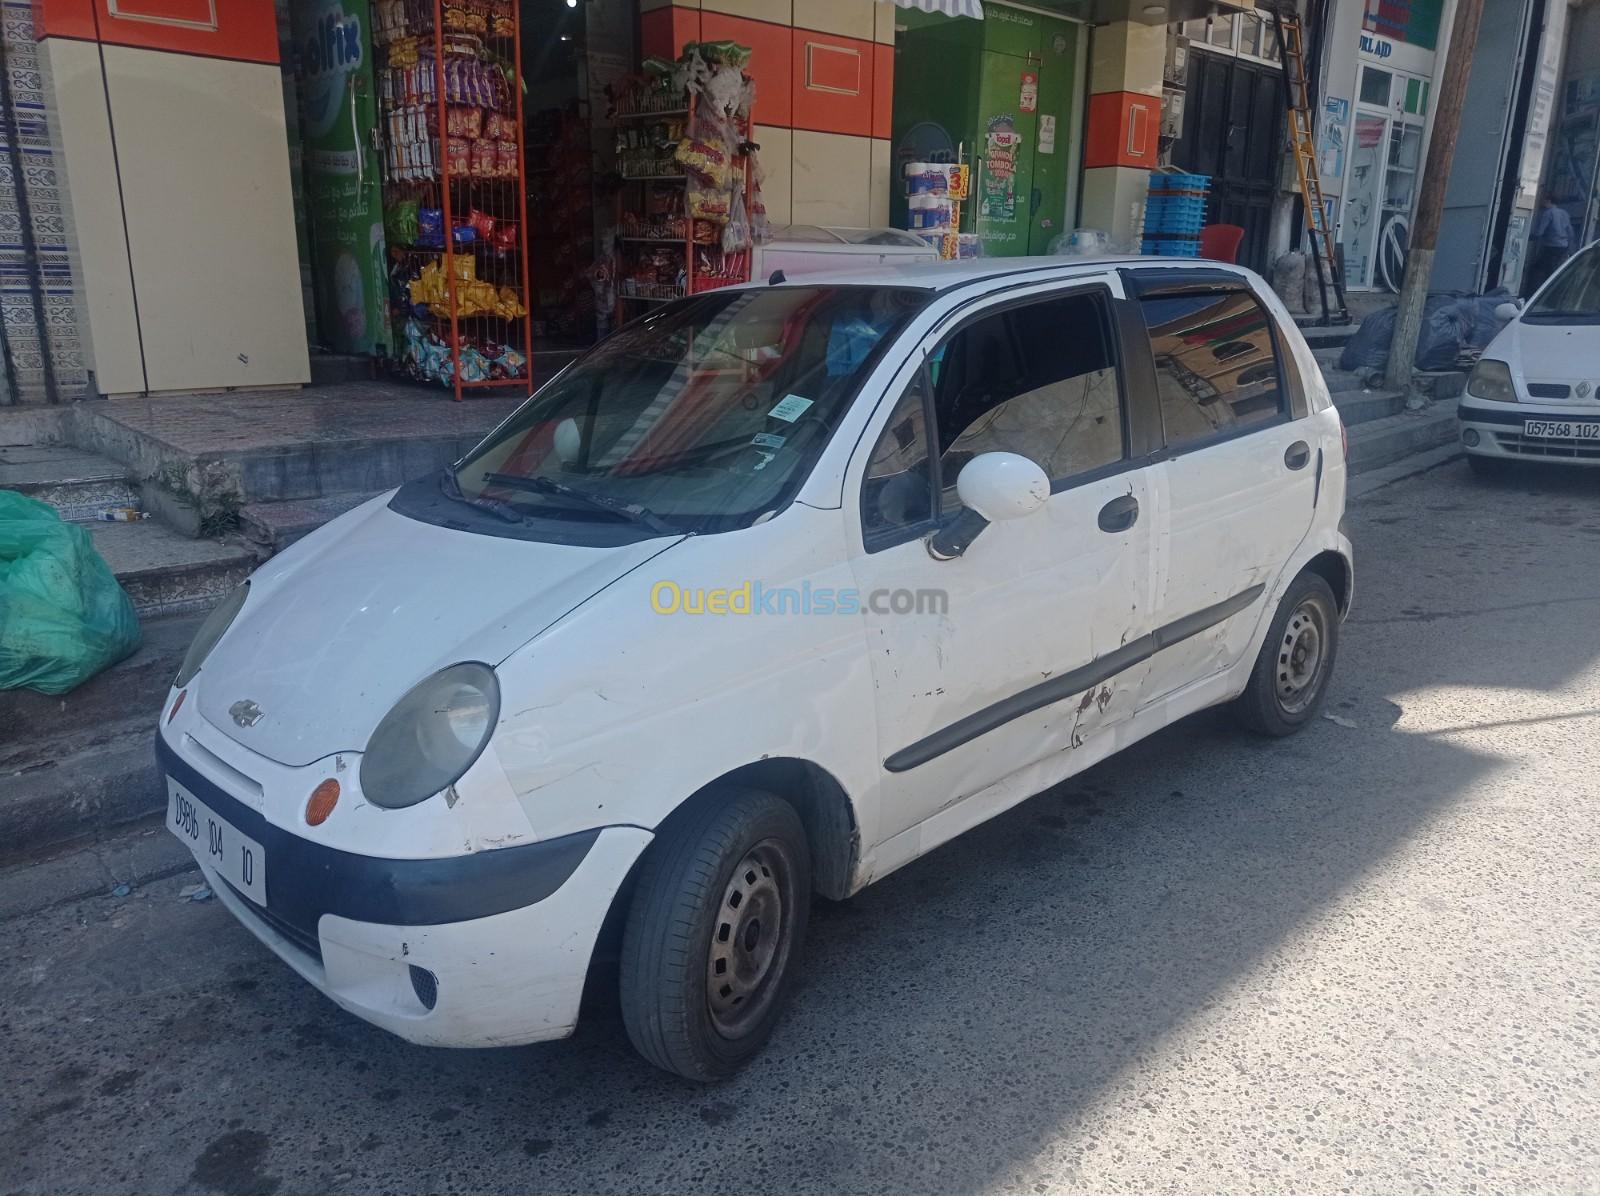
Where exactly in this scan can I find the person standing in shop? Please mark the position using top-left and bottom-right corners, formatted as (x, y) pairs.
(1524, 194), (1574, 297)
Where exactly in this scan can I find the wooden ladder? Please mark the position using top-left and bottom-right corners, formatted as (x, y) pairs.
(1272, 9), (1350, 325)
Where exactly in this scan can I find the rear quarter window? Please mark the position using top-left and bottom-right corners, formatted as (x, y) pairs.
(1137, 288), (1290, 449)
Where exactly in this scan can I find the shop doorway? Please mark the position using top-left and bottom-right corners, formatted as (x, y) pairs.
(1170, 49), (1282, 273)
(1339, 63), (1429, 291)
(521, 0), (634, 348)
(891, 4), (1083, 258)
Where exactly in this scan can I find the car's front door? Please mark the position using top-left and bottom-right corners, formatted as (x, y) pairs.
(846, 279), (1163, 867)
(1121, 270), (1322, 703)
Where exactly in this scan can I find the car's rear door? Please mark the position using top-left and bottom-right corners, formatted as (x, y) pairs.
(1119, 267), (1322, 703)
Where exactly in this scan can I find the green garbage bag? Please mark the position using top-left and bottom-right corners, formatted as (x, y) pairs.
(0, 490), (141, 695)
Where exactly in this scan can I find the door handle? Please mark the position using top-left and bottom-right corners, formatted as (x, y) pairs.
(1284, 440), (1312, 470)
(1098, 494), (1139, 533)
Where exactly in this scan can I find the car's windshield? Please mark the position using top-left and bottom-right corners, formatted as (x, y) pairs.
(1526, 243), (1600, 321)
(451, 286), (929, 534)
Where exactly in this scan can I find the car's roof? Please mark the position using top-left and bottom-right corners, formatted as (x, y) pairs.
(758, 254), (1253, 293)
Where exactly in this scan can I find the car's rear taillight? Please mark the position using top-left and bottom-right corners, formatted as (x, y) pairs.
(1341, 422), (1348, 462)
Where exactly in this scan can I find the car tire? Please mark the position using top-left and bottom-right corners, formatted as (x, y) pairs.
(1466, 454), (1512, 479)
(619, 788), (811, 1081)
(1233, 571), (1339, 737)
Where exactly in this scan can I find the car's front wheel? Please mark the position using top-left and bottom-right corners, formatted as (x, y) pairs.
(1233, 571), (1339, 736)
(619, 789), (811, 1081)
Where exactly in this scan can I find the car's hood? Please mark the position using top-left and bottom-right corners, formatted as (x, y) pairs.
(1500, 319), (1600, 387)
(195, 496), (682, 766)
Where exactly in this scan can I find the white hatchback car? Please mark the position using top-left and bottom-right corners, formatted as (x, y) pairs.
(1459, 239), (1600, 472)
(160, 257), (1352, 1079)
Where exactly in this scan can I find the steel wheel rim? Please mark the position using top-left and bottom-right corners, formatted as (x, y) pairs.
(706, 842), (789, 1037)
(1276, 598), (1328, 714)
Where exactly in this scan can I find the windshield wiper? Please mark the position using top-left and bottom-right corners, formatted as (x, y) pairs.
(483, 472), (678, 535)
(439, 470), (523, 523)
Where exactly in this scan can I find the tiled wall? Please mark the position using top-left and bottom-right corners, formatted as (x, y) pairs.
(34, 0), (308, 396)
(640, 0), (894, 228)
(0, 0), (87, 403)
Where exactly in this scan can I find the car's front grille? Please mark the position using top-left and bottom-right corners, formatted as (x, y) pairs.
(1493, 432), (1600, 459)
(1526, 382), (1572, 400)
(221, 879), (323, 964)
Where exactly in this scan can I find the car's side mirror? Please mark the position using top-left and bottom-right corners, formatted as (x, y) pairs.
(1494, 300), (1522, 322)
(927, 452), (1050, 560)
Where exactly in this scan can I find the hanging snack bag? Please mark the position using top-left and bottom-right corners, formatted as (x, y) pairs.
(385, 198), (421, 247)
(675, 136), (731, 189)
(470, 138), (497, 177)
(467, 208), (497, 240)
(495, 140), (518, 177)
(447, 106), (483, 139)
(417, 206), (445, 248)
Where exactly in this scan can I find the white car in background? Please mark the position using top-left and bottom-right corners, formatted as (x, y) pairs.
(1459, 239), (1600, 473)
(159, 257), (1351, 1081)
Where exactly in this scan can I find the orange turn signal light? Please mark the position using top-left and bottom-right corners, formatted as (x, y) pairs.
(167, 689), (187, 724)
(305, 778), (340, 827)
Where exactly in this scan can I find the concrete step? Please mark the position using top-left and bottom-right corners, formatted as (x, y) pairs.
(238, 489), (386, 554)
(0, 716), (164, 867)
(91, 520), (253, 619)
(1332, 388), (1407, 427)
(1345, 399), (1460, 475)
(0, 613), (199, 745)
(0, 445), (141, 521)
(74, 385), (520, 506)
(1297, 322), (1357, 352)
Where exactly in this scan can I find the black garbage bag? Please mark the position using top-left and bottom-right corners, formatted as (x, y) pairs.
(1339, 290), (1516, 373)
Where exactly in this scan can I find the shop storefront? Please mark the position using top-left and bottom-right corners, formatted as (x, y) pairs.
(1317, 0), (1447, 291)
(890, 2), (1087, 258)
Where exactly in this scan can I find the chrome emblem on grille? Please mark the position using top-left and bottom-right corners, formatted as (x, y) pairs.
(1578, 381), (1592, 398)
(229, 699), (264, 728)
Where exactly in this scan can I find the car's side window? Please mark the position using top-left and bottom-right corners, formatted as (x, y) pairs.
(861, 369), (936, 549)
(928, 291), (1126, 513)
(1137, 288), (1286, 449)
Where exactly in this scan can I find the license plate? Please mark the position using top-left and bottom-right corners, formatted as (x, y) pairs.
(1522, 420), (1600, 439)
(167, 777), (266, 905)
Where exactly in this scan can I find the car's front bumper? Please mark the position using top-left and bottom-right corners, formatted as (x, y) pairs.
(158, 734), (652, 1048)
(1457, 395), (1600, 464)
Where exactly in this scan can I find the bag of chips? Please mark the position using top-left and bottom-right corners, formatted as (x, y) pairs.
(385, 198), (420, 247)
(470, 138), (496, 177)
(417, 207), (445, 247)
(447, 106), (483, 139)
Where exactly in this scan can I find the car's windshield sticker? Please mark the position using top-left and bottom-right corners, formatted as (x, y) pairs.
(768, 394), (814, 422)
(751, 432), (787, 449)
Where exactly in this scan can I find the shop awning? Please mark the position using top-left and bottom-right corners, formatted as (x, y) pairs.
(893, 0), (985, 19)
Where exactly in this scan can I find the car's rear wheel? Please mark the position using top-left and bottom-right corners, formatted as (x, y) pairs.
(1233, 571), (1339, 736)
(619, 789), (810, 1081)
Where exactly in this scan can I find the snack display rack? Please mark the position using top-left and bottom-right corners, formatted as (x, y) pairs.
(374, 0), (532, 401)
(612, 46), (763, 321)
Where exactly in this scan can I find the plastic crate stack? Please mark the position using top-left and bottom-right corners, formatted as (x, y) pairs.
(1141, 171), (1210, 257)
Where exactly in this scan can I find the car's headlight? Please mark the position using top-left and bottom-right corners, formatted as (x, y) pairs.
(175, 582), (249, 687)
(1467, 358), (1517, 402)
(360, 663), (500, 809)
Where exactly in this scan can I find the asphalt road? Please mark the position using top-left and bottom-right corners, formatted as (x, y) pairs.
(4, 459), (1600, 1196)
